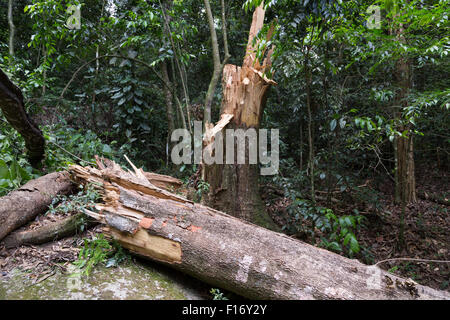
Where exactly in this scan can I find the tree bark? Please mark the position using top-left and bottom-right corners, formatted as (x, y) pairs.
(202, 0), (230, 124)
(69, 161), (450, 300)
(0, 171), (75, 241)
(161, 61), (176, 155)
(202, 4), (277, 229)
(8, 0), (15, 56)
(392, 2), (416, 204)
(2, 212), (96, 248)
(0, 69), (46, 167)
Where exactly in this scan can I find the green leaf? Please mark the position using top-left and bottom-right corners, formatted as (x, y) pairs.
(102, 144), (112, 154)
(0, 160), (11, 180)
(350, 235), (360, 253)
(343, 233), (352, 246)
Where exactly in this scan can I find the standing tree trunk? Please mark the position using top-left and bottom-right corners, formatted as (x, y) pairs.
(160, 0), (192, 133)
(161, 61), (176, 164)
(8, 0), (15, 57)
(202, 4), (277, 229)
(202, 0), (230, 124)
(393, 6), (416, 205)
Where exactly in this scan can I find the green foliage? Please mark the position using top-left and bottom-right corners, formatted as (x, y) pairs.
(73, 234), (128, 277)
(0, 114), (115, 194)
(388, 266), (399, 274)
(0, 0), (448, 279)
(48, 183), (99, 218)
(319, 210), (364, 257)
(210, 288), (229, 300)
(195, 180), (210, 202)
(0, 118), (37, 196)
(43, 124), (115, 171)
(283, 197), (364, 257)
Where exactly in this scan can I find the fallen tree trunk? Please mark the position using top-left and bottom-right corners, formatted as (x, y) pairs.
(0, 171), (74, 241)
(2, 212), (96, 248)
(69, 161), (449, 300)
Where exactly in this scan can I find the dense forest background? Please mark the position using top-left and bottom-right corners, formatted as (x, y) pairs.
(0, 0), (448, 291)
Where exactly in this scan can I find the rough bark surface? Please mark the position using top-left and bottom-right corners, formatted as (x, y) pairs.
(395, 124), (416, 204)
(2, 213), (96, 248)
(202, 4), (277, 228)
(69, 161), (449, 300)
(0, 171), (74, 241)
(0, 69), (45, 166)
(392, 6), (416, 204)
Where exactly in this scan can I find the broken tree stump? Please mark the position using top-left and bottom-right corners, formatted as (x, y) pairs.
(69, 161), (450, 300)
(0, 171), (74, 241)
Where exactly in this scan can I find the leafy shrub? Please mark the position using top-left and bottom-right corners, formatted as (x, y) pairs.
(43, 124), (115, 171)
(210, 288), (229, 300)
(319, 210), (365, 257)
(0, 120), (36, 196)
(73, 234), (128, 277)
(0, 116), (116, 195)
(47, 183), (100, 233)
(284, 198), (365, 258)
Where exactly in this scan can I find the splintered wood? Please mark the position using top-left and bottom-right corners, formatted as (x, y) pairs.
(68, 157), (450, 300)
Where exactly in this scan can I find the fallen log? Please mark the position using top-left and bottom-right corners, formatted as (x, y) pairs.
(0, 171), (74, 241)
(2, 212), (97, 248)
(69, 161), (450, 300)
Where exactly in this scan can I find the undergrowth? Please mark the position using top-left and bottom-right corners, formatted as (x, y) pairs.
(73, 234), (128, 277)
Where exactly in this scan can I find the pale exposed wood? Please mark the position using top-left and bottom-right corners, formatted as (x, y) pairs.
(142, 172), (183, 191)
(108, 227), (182, 264)
(69, 160), (450, 300)
(203, 113), (234, 143)
(95, 155), (182, 191)
(203, 113), (234, 155)
(243, 4), (265, 68)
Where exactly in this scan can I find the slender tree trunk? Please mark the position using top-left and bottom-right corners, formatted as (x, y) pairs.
(299, 121), (303, 171)
(160, 0), (192, 133)
(202, 0), (230, 124)
(393, 6), (416, 204)
(306, 63), (315, 204)
(8, 0), (15, 57)
(395, 124), (416, 204)
(42, 46), (47, 97)
(161, 61), (175, 150)
(203, 4), (278, 230)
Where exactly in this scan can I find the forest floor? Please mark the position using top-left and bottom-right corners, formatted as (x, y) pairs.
(264, 164), (449, 292)
(0, 213), (211, 299)
(0, 164), (448, 297)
